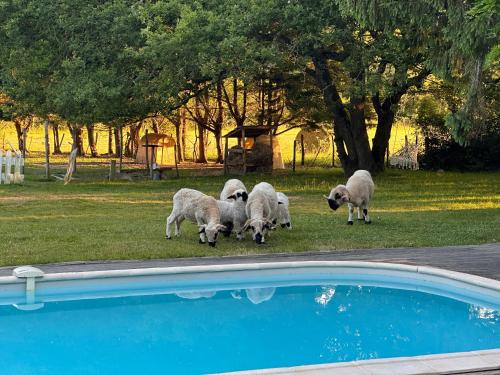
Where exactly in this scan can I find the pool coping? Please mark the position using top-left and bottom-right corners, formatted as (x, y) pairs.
(1, 260), (499, 374)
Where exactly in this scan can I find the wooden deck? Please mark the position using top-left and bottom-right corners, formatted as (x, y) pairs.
(1, 243), (499, 279)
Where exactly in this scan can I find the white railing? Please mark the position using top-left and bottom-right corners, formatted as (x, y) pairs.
(0, 149), (25, 184)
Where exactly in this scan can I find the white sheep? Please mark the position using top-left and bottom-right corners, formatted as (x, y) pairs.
(217, 188), (248, 240)
(243, 182), (279, 244)
(326, 170), (374, 225)
(166, 188), (226, 247)
(276, 192), (292, 229)
(220, 179), (248, 201)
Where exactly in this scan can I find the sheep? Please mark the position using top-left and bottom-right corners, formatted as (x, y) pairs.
(217, 188), (248, 240)
(276, 192), (292, 229)
(243, 182), (279, 244)
(325, 170), (374, 225)
(165, 188), (226, 247)
(220, 179), (248, 201)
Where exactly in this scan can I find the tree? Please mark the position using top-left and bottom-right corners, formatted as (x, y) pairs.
(336, 0), (499, 145)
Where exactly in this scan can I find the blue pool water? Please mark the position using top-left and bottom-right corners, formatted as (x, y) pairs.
(0, 284), (498, 374)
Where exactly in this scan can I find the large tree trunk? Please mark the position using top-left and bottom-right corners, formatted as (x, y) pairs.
(213, 78), (224, 163)
(113, 128), (120, 156)
(68, 124), (85, 156)
(107, 126), (114, 155)
(52, 123), (62, 154)
(312, 54), (372, 176)
(14, 120), (24, 150)
(86, 124), (98, 157)
(181, 109), (187, 162)
(125, 122), (142, 157)
(371, 96), (397, 171)
(13, 117), (31, 151)
(196, 124), (207, 163)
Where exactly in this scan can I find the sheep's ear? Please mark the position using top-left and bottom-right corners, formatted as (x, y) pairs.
(323, 195), (330, 200)
(241, 192), (248, 202)
(198, 225), (206, 234)
(341, 194), (349, 202)
(216, 224), (227, 232)
(227, 194), (236, 200)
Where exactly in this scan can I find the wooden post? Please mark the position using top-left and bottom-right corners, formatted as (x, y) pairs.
(241, 127), (247, 175)
(331, 134), (335, 167)
(224, 136), (229, 175)
(269, 132), (274, 170)
(174, 145), (179, 178)
(44, 119), (50, 179)
(386, 147), (390, 167)
(119, 127), (123, 173)
(145, 129), (149, 174)
(109, 160), (116, 180)
(22, 128), (27, 174)
(300, 133), (305, 166)
(292, 140), (297, 172)
(71, 126), (78, 174)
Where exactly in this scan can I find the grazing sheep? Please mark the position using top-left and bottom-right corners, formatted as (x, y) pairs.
(276, 192), (292, 229)
(325, 170), (374, 225)
(166, 188), (226, 247)
(243, 182), (279, 244)
(220, 179), (248, 201)
(217, 188), (248, 240)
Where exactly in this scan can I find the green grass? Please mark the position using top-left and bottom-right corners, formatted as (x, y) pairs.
(0, 165), (498, 267)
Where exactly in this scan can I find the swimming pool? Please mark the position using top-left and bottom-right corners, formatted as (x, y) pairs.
(0, 262), (499, 374)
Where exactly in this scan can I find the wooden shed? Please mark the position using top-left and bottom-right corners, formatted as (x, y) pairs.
(223, 126), (284, 175)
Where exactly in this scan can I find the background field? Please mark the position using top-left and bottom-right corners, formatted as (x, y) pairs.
(0, 120), (419, 167)
(0, 165), (498, 267)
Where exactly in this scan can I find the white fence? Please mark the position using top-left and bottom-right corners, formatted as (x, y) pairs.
(0, 150), (24, 184)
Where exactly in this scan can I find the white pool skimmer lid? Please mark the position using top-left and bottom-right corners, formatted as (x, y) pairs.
(12, 266), (45, 310)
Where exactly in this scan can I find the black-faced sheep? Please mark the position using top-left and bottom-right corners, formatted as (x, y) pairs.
(326, 170), (374, 225)
(243, 182), (278, 244)
(166, 188), (226, 247)
(220, 179), (248, 201)
(217, 188), (248, 240)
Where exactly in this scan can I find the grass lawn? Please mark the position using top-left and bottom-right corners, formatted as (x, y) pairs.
(0, 165), (499, 267)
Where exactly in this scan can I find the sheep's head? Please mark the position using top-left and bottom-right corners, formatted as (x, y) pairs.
(227, 189), (248, 203)
(325, 185), (350, 211)
(199, 223), (227, 247)
(243, 218), (273, 244)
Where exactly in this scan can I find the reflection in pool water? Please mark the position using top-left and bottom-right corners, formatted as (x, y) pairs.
(0, 284), (498, 374)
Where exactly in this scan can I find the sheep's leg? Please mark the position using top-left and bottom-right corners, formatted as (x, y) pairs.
(234, 222), (244, 240)
(347, 204), (354, 225)
(195, 213), (206, 244)
(166, 212), (178, 239)
(362, 206), (371, 224)
(175, 216), (185, 237)
(357, 207), (363, 221)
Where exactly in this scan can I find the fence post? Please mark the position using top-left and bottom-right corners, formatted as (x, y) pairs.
(331, 134), (335, 167)
(145, 129), (149, 175)
(300, 134), (305, 166)
(44, 119), (50, 180)
(0, 150), (3, 184)
(292, 140), (297, 172)
(22, 128), (27, 174)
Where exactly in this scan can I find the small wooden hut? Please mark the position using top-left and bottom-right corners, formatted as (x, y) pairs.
(223, 126), (284, 175)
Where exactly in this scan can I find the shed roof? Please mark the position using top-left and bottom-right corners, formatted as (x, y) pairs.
(223, 126), (273, 138)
